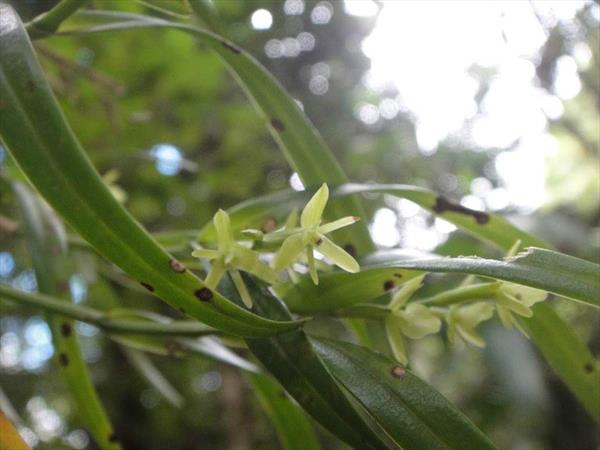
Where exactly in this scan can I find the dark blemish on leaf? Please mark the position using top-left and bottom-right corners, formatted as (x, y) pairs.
(432, 196), (490, 224)
(108, 432), (118, 443)
(140, 282), (154, 292)
(221, 41), (241, 54)
(178, 307), (186, 314)
(584, 363), (594, 373)
(270, 118), (285, 132)
(343, 244), (356, 258)
(195, 288), (213, 302)
(165, 340), (182, 356)
(390, 366), (406, 379)
(58, 353), (69, 366)
(393, 273), (403, 279)
(169, 259), (186, 273)
(55, 280), (69, 293)
(262, 216), (277, 233)
(60, 323), (72, 337)
(315, 238), (323, 246)
(384, 280), (395, 291)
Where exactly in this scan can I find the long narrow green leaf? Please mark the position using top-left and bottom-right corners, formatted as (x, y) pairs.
(0, 4), (301, 337)
(197, 184), (546, 251)
(221, 276), (393, 450)
(518, 303), (600, 423)
(13, 182), (121, 450)
(247, 373), (321, 450)
(0, 284), (219, 337)
(368, 248), (599, 308)
(123, 348), (184, 408)
(313, 338), (497, 450)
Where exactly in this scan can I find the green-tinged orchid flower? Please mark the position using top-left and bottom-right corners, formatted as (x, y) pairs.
(494, 240), (548, 336)
(266, 183), (360, 284)
(447, 302), (495, 348)
(385, 303), (441, 364)
(191, 209), (277, 308)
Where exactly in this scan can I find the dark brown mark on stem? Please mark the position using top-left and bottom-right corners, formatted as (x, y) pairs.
(432, 196), (490, 224)
(315, 238), (323, 246)
(195, 288), (213, 302)
(58, 353), (69, 366)
(169, 259), (186, 273)
(140, 282), (154, 292)
(270, 118), (285, 132)
(383, 280), (395, 291)
(221, 41), (241, 54)
(390, 366), (406, 379)
(60, 323), (72, 337)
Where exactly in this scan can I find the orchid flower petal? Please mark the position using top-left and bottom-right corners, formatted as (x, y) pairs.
(389, 275), (425, 311)
(205, 258), (226, 289)
(316, 235), (359, 273)
(229, 269), (253, 308)
(300, 183), (329, 228)
(191, 248), (221, 260)
(318, 216), (360, 234)
(385, 316), (408, 365)
(306, 247), (319, 285)
(273, 233), (305, 272)
(213, 209), (233, 250)
(396, 304), (441, 339)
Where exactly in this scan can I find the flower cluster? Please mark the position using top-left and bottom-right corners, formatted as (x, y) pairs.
(191, 183), (361, 307)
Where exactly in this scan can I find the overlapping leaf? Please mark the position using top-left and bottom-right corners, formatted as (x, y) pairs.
(0, 4), (300, 337)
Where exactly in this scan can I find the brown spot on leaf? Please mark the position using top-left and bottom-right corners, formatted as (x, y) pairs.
(584, 363), (594, 373)
(262, 216), (277, 232)
(195, 288), (213, 301)
(165, 340), (182, 356)
(383, 280), (395, 291)
(55, 280), (69, 293)
(140, 282), (154, 292)
(390, 366), (406, 379)
(60, 323), (72, 337)
(169, 259), (186, 273)
(270, 118), (285, 132)
(58, 353), (69, 367)
(393, 273), (403, 279)
(343, 244), (356, 257)
(432, 196), (490, 224)
(221, 41), (241, 54)
(315, 238), (323, 246)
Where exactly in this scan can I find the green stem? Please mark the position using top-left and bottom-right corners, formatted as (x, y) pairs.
(26, 0), (89, 38)
(336, 304), (391, 320)
(417, 282), (501, 307)
(0, 284), (217, 337)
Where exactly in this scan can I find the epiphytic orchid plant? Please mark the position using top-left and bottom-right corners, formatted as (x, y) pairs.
(0, 2), (598, 450)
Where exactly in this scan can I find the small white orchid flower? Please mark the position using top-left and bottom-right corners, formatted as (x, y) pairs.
(266, 183), (360, 284)
(447, 302), (495, 348)
(191, 209), (277, 308)
(385, 303), (441, 365)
